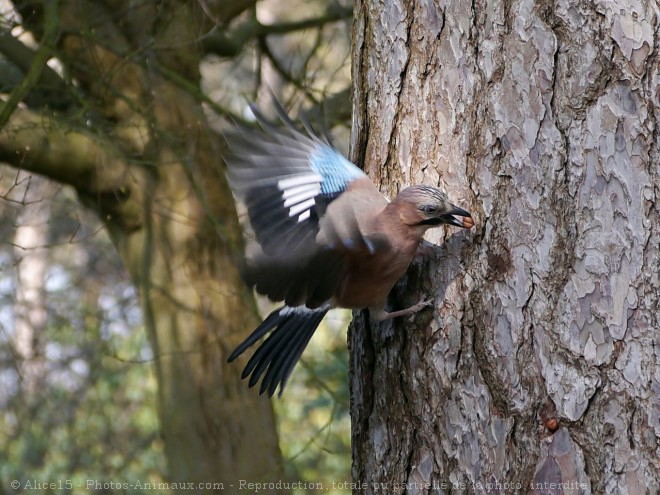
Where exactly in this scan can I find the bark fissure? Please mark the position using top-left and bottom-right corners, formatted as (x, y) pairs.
(380, 2), (414, 191)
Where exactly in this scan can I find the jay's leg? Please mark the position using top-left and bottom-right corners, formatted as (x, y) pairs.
(370, 299), (434, 321)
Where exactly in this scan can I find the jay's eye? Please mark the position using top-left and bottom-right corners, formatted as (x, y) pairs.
(423, 205), (437, 215)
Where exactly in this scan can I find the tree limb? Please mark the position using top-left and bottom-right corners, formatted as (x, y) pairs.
(0, 104), (142, 231)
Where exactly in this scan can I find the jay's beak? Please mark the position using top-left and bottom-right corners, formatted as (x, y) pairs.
(440, 205), (474, 229)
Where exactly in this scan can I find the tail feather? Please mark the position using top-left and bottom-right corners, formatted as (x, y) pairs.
(242, 316), (294, 379)
(227, 310), (282, 362)
(227, 305), (329, 397)
(245, 316), (301, 386)
(263, 318), (320, 396)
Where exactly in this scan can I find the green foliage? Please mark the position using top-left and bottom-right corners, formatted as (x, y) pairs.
(0, 183), (167, 494)
(0, 331), (165, 492)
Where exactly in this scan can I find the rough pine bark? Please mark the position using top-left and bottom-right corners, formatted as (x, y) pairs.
(349, 1), (659, 494)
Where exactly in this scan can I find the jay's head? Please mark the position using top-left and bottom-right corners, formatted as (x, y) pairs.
(395, 185), (474, 230)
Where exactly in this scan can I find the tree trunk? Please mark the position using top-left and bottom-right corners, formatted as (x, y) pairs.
(13, 175), (51, 396)
(349, 1), (659, 493)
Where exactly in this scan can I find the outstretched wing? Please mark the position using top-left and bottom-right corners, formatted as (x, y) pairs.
(225, 102), (367, 257)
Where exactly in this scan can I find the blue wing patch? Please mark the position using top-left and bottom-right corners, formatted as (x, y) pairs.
(309, 145), (364, 196)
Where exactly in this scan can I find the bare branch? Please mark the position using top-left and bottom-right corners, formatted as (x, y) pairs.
(202, 5), (353, 58)
(258, 37), (315, 99)
(197, 0), (258, 26)
(255, 5), (352, 35)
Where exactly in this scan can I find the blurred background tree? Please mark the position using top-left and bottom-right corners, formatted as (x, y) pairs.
(0, 0), (352, 493)
(4, 1), (658, 494)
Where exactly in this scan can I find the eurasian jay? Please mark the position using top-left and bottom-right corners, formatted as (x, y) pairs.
(225, 103), (474, 397)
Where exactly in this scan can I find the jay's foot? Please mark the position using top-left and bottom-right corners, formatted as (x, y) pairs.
(374, 299), (434, 320)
